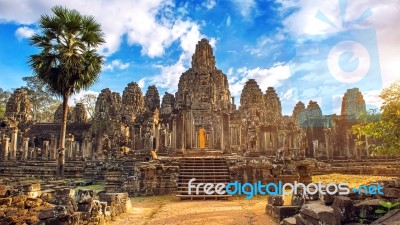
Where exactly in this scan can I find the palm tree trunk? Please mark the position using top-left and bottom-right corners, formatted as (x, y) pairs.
(57, 95), (68, 179)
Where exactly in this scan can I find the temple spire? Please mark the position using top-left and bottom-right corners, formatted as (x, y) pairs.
(191, 38), (216, 72)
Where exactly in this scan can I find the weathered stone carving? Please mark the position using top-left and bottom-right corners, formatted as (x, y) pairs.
(341, 88), (366, 117)
(121, 82), (145, 123)
(160, 92), (175, 116)
(144, 85), (160, 112)
(71, 103), (88, 123)
(5, 88), (32, 123)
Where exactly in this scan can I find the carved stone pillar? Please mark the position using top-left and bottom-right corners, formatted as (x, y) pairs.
(43, 141), (49, 161)
(345, 130), (350, 159)
(21, 137), (29, 160)
(50, 136), (57, 160)
(65, 134), (74, 160)
(2, 137), (10, 160)
(10, 127), (18, 160)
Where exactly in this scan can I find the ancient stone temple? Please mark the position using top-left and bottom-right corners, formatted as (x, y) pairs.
(173, 38), (232, 152)
(341, 87), (367, 118)
(5, 88), (32, 125)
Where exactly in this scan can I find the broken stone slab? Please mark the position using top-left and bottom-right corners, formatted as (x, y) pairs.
(295, 214), (314, 225)
(37, 206), (56, 220)
(268, 195), (284, 206)
(354, 199), (386, 220)
(371, 209), (400, 224)
(299, 201), (340, 225)
(280, 216), (296, 225)
(76, 189), (96, 204)
(332, 196), (354, 223)
(55, 188), (75, 198)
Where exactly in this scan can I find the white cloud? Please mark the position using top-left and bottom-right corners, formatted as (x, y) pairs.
(202, 0), (217, 10)
(146, 24), (215, 93)
(103, 59), (130, 71)
(230, 0), (256, 18)
(0, 0), (205, 58)
(226, 15), (231, 26)
(69, 90), (99, 106)
(278, 0), (400, 88)
(15, 26), (35, 40)
(227, 63), (291, 102)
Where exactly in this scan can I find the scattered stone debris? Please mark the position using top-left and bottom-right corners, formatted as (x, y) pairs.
(266, 177), (400, 225)
(0, 182), (130, 224)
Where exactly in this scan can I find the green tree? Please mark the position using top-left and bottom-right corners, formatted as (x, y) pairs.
(29, 6), (104, 178)
(0, 88), (11, 118)
(74, 93), (97, 119)
(352, 81), (400, 156)
(22, 76), (61, 122)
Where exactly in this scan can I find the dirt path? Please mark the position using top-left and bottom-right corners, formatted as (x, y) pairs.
(110, 195), (278, 225)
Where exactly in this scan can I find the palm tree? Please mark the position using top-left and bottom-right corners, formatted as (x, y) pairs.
(29, 6), (105, 178)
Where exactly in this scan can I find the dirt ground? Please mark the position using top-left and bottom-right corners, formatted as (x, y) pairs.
(110, 195), (278, 225)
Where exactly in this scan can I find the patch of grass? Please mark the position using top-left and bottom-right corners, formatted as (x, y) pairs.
(312, 174), (395, 188)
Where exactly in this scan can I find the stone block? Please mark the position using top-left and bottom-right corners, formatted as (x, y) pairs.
(299, 202), (340, 225)
(268, 195), (284, 206)
(280, 216), (296, 225)
(331, 196), (353, 223)
(382, 188), (400, 198)
(37, 206), (56, 220)
(55, 188), (75, 198)
(273, 206), (299, 221)
(354, 199), (385, 220)
(294, 214), (314, 225)
(76, 189), (96, 203)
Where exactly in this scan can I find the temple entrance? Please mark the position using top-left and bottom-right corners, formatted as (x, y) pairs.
(198, 128), (206, 150)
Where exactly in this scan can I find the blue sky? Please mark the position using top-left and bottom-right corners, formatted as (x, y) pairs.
(0, 0), (399, 115)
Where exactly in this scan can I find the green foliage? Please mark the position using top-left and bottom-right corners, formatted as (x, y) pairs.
(375, 200), (400, 214)
(28, 5), (105, 98)
(352, 81), (400, 156)
(0, 88), (11, 118)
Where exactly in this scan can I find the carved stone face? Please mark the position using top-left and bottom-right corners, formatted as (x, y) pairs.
(266, 112), (275, 122)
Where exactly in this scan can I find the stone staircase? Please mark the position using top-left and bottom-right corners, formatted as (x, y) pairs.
(176, 157), (231, 200)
